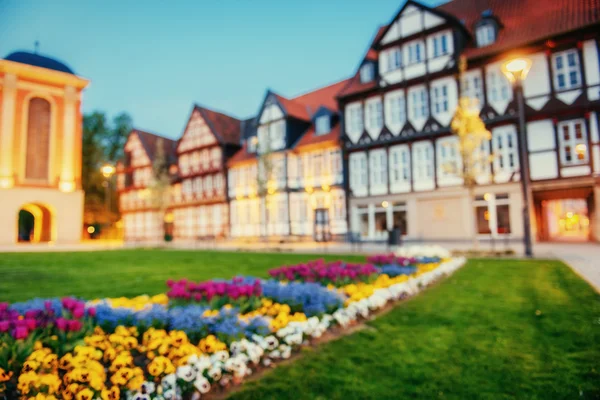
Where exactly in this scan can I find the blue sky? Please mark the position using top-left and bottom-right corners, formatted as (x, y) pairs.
(0, 0), (442, 139)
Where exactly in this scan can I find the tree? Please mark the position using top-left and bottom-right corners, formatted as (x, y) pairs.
(149, 138), (172, 241)
(449, 56), (492, 248)
(81, 111), (132, 226)
(256, 140), (274, 240)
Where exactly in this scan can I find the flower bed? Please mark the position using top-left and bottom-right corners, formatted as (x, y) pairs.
(0, 250), (465, 400)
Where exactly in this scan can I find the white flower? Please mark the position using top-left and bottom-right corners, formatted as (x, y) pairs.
(264, 335), (279, 350)
(262, 358), (272, 367)
(161, 373), (176, 389)
(186, 354), (199, 365)
(131, 394), (150, 400)
(269, 349), (281, 359)
(176, 365), (196, 382)
(193, 356), (212, 373)
(194, 376), (211, 394)
(140, 381), (155, 394)
(211, 350), (229, 363)
(279, 344), (292, 359)
(207, 366), (222, 381)
(162, 389), (176, 400)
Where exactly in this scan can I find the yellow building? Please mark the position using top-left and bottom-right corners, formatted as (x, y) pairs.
(0, 51), (89, 245)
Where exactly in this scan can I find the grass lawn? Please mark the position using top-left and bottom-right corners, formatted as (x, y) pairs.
(1, 251), (599, 399)
(0, 250), (364, 302)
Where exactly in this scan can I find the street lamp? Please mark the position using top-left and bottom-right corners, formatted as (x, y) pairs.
(502, 57), (533, 257)
(101, 164), (116, 237)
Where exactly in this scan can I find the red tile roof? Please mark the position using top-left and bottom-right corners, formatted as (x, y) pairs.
(439, 0), (600, 59)
(294, 125), (341, 151)
(133, 128), (178, 164)
(273, 93), (311, 121)
(339, 0), (600, 98)
(292, 79), (351, 112)
(195, 105), (241, 146)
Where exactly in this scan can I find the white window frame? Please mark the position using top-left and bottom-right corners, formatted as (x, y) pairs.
(349, 152), (368, 192)
(386, 91), (406, 126)
(432, 85), (449, 115)
(437, 137), (460, 179)
(412, 141), (433, 181)
(432, 33), (448, 58)
(315, 115), (330, 135)
(389, 145), (410, 185)
(552, 49), (582, 91)
(407, 41), (424, 64)
(387, 47), (402, 71)
(462, 72), (484, 108)
(487, 70), (512, 103)
(345, 103), (364, 139)
(369, 149), (387, 188)
(410, 87), (429, 120)
(558, 119), (588, 165)
(493, 126), (519, 175)
(476, 23), (496, 47)
(365, 98), (383, 132)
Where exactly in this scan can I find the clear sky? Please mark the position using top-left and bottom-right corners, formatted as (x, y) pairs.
(0, 0), (442, 139)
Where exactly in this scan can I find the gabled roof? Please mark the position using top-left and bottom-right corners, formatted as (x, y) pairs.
(338, 0), (600, 99)
(439, 0), (600, 59)
(131, 128), (178, 165)
(272, 93), (311, 121)
(4, 51), (75, 74)
(337, 25), (387, 99)
(268, 78), (352, 121)
(193, 105), (241, 146)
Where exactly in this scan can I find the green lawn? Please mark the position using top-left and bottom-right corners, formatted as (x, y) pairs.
(0, 250), (364, 302)
(1, 251), (599, 399)
(229, 259), (600, 400)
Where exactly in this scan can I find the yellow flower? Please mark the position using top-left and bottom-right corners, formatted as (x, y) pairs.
(101, 386), (120, 400)
(76, 388), (94, 400)
(0, 368), (12, 382)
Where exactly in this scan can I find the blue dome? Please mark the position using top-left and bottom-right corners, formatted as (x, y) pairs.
(4, 51), (75, 74)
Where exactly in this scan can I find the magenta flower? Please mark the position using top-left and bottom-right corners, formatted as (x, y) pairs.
(56, 317), (68, 332)
(67, 320), (82, 332)
(12, 326), (28, 340)
(72, 306), (85, 319)
(0, 321), (9, 332)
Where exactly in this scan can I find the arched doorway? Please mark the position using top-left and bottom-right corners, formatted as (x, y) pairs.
(17, 204), (54, 243)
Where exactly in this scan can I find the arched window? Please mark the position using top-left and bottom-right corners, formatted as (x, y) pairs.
(25, 97), (51, 181)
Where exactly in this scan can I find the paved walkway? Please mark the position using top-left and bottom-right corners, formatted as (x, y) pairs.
(534, 242), (600, 293)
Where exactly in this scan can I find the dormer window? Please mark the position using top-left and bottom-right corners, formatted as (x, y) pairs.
(476, 23), (496, 47)
(315, 115), (331, 135)
(360, 63), (374, 83)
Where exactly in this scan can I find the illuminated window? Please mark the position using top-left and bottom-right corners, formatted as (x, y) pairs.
(558, 119), (588, 165)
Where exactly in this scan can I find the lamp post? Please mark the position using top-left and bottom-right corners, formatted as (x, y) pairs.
(502, 57), (533, 257)
(101, 164), (116, 238)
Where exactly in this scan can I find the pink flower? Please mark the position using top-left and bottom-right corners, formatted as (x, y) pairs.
(56, 317), (68, 332)
(67, 320), (82, 332)
(13, 326), (28, 340)
(0, 303), (9, 313)
(87, 307), (96, 317)
(73, 306), (85, 319)
(24, 318), (36, 330)
(0, 321), (10, 332)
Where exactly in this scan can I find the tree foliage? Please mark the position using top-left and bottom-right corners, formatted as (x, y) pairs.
(82, 111), (132, 224)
